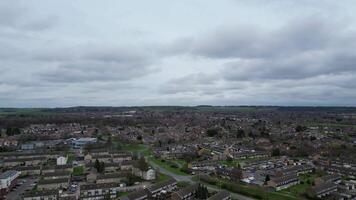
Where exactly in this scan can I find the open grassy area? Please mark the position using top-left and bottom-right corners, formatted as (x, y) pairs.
(117, 191), (130, 197)
(148, 156), (188, 176)
(72, 166), (85, 176)
(276, 173), (319, 199)
(154, 173), (171, 183)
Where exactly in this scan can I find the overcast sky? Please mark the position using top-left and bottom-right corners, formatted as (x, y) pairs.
(1, 0), (356, 107)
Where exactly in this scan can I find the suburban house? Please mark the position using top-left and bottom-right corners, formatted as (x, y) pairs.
(23, 190), (58, 200)
(171, 184), (199, 200)
(120, 160), (137, 170)
(315, 174), (342, 186)
(92, 154), (112, 163)
(277, 164), (314, 176)
(112, 153), (133, 163)
(104, 162), (121, 173)
(43, 171), (71, 180)
(146, 179), (177, 198)
(267, 174), (299, 191)
(207, 190), (231, 200)
(14, 166), (41, 176)
(57, 156), (68, 166)
(37, 178), (70, 190)
(120, 189), (148, 200)
(96, 172), (129, 184)
(311, 182), (338, 198)
(2, 157), (46, 167)
(42, 164), (73, 174)
(132, 167), (156, 181)
(80, 182), (120, 200)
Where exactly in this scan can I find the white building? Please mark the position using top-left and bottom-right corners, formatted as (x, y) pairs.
(0, 170), (20, 198)
(57, 156), (68, 166)
(144, 169), (156, 181)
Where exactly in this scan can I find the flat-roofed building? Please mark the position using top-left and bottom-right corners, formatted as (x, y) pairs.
(0, 170), (20, 198)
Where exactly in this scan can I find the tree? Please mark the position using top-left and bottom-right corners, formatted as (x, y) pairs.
(106, 135), (112, 145)
(6, 127), (21, 136)
(206, 128), (218, 137)
(137, 157), (149, 171)
(264, 175), (270, 184)
(195, 184), (209, 199)
(94, 159), (100, 172)
(94, 159), (105, 173)
(295, 125), (307, 132)
(136, 135), (143, 141)
(100, 162), (105, 173)
(272, 148), (280, 157)
(236, 129), (245, 138)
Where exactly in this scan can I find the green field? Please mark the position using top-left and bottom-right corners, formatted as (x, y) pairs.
(148, 156), (189, 176)
(72, 166), (85, 176)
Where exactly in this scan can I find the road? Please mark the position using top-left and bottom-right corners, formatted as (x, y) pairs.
(6, 177), (37, 200)
(148, 160), (255, 200)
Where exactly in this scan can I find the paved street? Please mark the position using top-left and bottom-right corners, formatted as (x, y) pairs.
(6, 177), (37, 200)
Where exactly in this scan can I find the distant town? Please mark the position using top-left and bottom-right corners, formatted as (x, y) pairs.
(0, 106), (355, 200)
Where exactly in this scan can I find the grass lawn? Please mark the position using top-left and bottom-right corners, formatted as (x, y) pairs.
(67, 154), (75, 164)
(155, 173), (171, 183)
(174, 159), (188, 168)
(148, 157), (188, 176)
(275, 173), (319, 199)
(72, 166), (85, 176)
(117, 192), (129, 197)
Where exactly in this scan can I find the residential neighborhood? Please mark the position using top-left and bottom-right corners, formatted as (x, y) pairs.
(0, 106), (356, 199)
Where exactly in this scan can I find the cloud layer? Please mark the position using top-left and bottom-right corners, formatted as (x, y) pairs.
(1, 0), (356, 107)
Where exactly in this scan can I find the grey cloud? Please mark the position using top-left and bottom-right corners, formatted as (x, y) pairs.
(222, 50), (356, 81)
(0, 1), (57, 32)
(159, 73), (219, 94)
(37, 45), (156, 83)
(179, 18), (339, 59)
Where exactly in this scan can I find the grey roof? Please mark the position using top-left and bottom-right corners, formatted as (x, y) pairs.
(23, 189), (58, 198)
(43, 171), (71, 177)
(38, 178), (69, 185)
(122, 189), (148, 200)
(147, 178), (177, 193)
(322, 174), (342, 182)
(272, 174), (299, 186)
(173, 184), (199, 198)
(313, 182), (337, 194)
(207, 190), (230, 200)
(0, 170), (19, 179)
(97, 172), (130, 179)
(80, 182), (120, 190)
